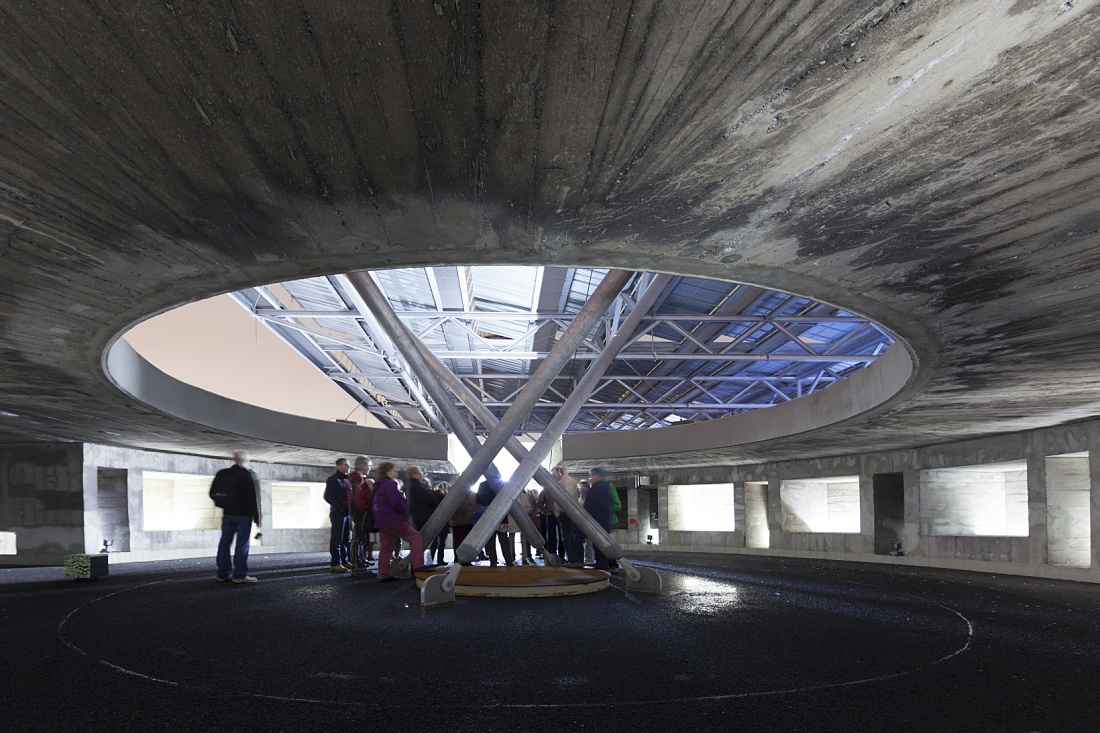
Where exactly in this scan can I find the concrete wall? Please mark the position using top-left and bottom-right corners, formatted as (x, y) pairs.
(0, 443), (86, 561)
(668, 484), (736, 533)
(614, 419), (1100, 584)
(95, 468), (130, 552)
(744, 482), (769, 549)
(141, 473), (221, 531)
(0, 442), (334, 565)
(6, 414), (1100, 580)
(780, 476), (859, 534)
(1046, 455), (1091, 568)
(82, 444), (332, 563)
(643, 466), (745, 551)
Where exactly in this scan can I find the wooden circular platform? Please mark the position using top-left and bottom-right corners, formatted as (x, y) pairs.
(413, 565), (609, 598)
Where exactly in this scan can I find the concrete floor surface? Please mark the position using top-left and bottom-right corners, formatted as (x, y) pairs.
(2, 551), (1098, 732)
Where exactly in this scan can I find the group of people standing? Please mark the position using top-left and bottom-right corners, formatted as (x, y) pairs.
(325, 458), (623, 575)
(539, 466), (621, 573)
(210, 450), (624, 584)
(324, 456), (445, 582)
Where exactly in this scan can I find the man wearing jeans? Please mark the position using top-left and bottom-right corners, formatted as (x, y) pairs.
(324, 458), (352, 573)
(212, 451), (262, 584)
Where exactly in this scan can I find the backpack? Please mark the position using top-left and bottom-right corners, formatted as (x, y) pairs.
(209, 469), (238, 509)
(353, 478), (373, 511)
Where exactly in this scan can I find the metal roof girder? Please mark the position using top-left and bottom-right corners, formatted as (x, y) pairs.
(771, 321), (821, 356)
(331, 273), (447, 432)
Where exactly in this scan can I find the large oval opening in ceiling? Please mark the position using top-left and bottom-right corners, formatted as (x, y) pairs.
(117, 266), (906, 448)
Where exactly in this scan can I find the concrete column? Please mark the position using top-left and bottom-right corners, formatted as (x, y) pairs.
(626, 488), (639, 544)
(1089, 448), (1100, 570)
(743, 481), (769, 549)
(258, 478), (272, 530)
(1046, 453), (1090, 568)
(733, 480), (746, 548)
(767, 476), (784, 550)
(257, 478), (272, 547)
(546, 440), (564, 471)
(127, 468), (146, 551)
(902, 467), (922, 557)
(81, 459), (99, 554)
(1026, 445), (1047, 566)
(858, 471), (874, 554)
(657, 486), (668, 535)
(93, 468), (131, 553)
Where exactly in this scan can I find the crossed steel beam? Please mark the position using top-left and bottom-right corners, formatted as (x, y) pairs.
(455, 273), (673, 566)
(346, 272), (556, 576)
(350, 268), (667, 599)
(348, 268), (632, 573)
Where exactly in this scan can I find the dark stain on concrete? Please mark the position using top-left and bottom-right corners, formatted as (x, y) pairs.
(1, 1), (1100, 467)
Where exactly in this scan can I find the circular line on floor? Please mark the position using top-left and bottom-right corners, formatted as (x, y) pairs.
(56, 565), (974, 709)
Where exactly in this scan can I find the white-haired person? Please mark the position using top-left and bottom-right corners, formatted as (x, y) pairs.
(210, 451), (261, 583)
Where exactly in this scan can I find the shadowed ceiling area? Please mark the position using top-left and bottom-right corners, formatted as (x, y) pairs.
(1, 0), (1099, 465)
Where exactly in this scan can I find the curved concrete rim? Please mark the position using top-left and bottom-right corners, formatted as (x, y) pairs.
(104, 262), (921, 464)
(103, 337), (449, 466)
(563, 339), (916, 463)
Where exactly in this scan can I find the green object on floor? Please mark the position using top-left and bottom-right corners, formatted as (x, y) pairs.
(64, 554), (108, 580)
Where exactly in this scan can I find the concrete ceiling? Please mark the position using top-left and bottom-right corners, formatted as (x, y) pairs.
(1, 0), (1099, 467)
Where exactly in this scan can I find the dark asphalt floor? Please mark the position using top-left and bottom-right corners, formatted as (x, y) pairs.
(3, 550), (1099, 732)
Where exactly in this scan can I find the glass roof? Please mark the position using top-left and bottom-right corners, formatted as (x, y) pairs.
(230, 267), (895, 436)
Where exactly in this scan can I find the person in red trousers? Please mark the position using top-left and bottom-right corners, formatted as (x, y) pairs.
(372, 462), (428, 582)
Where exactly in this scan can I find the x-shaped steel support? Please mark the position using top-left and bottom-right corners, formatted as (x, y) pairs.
(452, 274), (671, 570)
(414, 275), (669, 593)
(350, 269), (665, 598)
(347, 271), (562, 578)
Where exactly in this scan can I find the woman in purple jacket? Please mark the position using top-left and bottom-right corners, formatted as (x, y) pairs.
(373, 462), (428, 582)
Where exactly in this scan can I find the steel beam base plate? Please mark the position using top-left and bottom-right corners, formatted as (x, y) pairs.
(391, 557), (412, 579)
(621, 559), (664, 594)
(420, 565), (461, 606)
(542, 552), (564, 567)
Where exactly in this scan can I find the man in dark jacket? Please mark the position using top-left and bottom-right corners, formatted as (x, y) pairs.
(474, 478), (515, 566)
(569, 467), (614, 571)
(405, 466), (441, 566)
(324, 458), (352, 573)
(211, 451), (261, 583)
(405, 466), (441, 530)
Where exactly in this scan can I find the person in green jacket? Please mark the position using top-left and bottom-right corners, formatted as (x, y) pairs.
(610, 483), (621, 525)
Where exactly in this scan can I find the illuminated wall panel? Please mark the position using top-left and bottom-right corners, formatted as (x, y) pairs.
(667, 484), (735, 532)
(271, 482), (328, 529)
(919, 460), (1028, 537)
(780, 476), (860, 534)
(142, 472), (219, 531)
